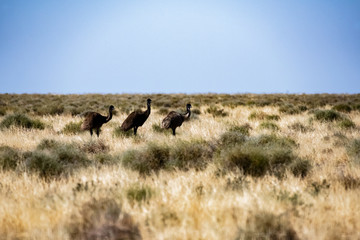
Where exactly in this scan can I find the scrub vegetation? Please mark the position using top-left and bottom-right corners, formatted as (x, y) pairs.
(0, 93), (360, 239)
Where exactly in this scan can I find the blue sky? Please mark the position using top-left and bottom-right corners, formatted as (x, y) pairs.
(0, 0), (359, 94)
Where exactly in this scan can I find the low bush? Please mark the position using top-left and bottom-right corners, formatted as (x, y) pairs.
(0, 114), (45, 130)
(332, 103), (352, 113)
(62, 121), (82, 135)
(68, 198), (141, 240)
(0, 146), (22, 171)
(311, 109), (343, 122)
(337, 118), (356, 130)
(236, 211), (299, 240)
(121, 140), (214, 175)
(218, 135), (308, 178)
(26, 141), (90, 179)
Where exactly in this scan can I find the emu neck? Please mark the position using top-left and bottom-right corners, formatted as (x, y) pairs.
(146, 103), (151, 116)
(184, 108), (191, 119)
(105, 110), (113, 123)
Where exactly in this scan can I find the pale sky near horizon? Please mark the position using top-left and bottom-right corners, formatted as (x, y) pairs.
(0, 0), (359, 94)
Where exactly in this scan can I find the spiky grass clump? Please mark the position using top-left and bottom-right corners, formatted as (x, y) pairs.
(0, 114), (45, 130)
(62, 121), (82, 135)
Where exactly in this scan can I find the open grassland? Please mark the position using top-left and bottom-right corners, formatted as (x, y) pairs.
(0, 94), (360, 240)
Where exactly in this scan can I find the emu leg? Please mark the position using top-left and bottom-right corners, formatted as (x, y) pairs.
(96, 128), (100, 137)
(134, 126), (138, 135)
(172, 128), (176, 136)
(90, 129), (93, 136)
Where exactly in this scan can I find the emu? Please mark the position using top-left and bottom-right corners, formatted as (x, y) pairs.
(162, 103), (191, 136)
(121, 98), (152, 135)
(81, 105), (115, 137)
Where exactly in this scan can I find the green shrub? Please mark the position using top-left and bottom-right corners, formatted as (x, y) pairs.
(206, 105), (228, 117)
(62, 121), (82, 135)
(332, 103), (352, 113)
(0, 114), (45, 129)
(0, 146), (22, 171)
(260, 121), (279, 131)
(337, 118), (356, 129)
(126, 184), (153, 204)
(312, 109), (343, 122)
(26, 141), (90, 179)
(121, 140), (214, 175)
(219, 131), (248, 148)
(219, 135), (307, 178)
(236, 211), (298, 240)
(168, 140), (213, 171)
(121, 143), (169, 175)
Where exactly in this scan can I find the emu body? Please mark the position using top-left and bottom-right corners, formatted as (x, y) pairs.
(81, 105), (114, 137)
(121, 99), (151, 135)
(162, 103), (191, 135)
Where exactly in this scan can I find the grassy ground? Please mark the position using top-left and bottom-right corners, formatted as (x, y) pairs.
(0, 94), (360, 239)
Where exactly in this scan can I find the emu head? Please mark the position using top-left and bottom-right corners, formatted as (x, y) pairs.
(109, 105), (115, 112)
(147, 98), (152, 105)
(186, 103), (192, 110)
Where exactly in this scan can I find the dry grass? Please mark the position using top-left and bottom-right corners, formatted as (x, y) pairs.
(0, 95), (360, 240)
